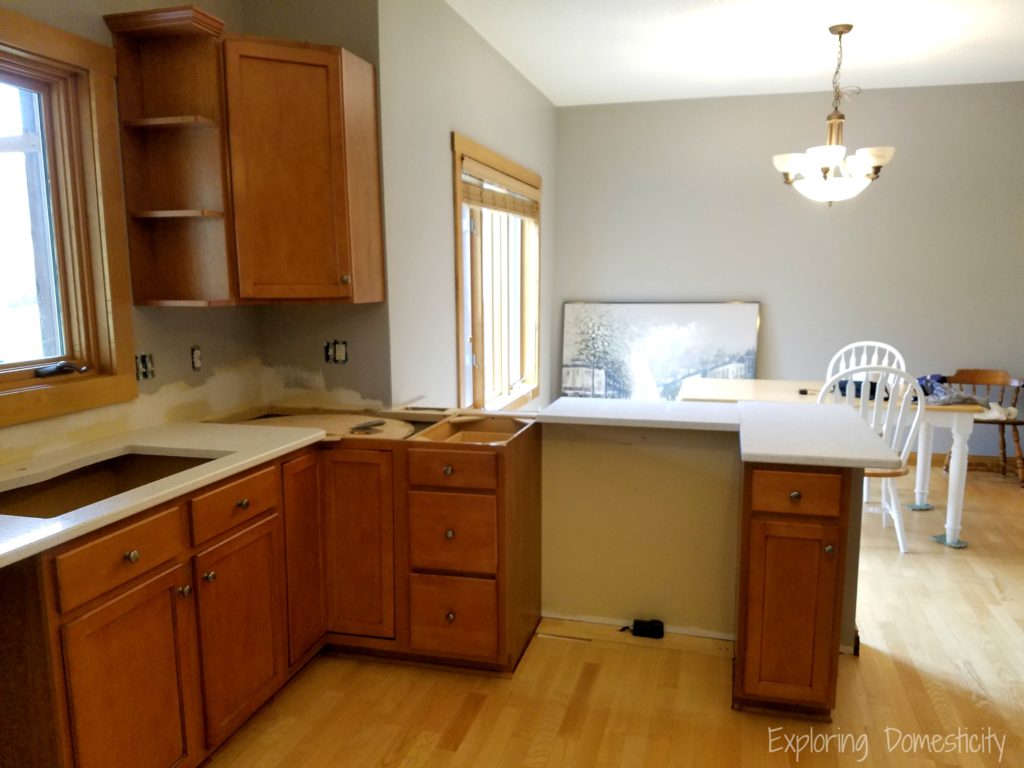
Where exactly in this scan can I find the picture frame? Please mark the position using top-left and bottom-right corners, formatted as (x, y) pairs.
(560, 301), (760, 401)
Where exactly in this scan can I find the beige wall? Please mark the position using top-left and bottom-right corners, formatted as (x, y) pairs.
(543, 424), (742, 637)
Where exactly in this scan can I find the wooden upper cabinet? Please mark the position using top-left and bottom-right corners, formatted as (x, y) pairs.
(225, 40), (351, 300)
(106, 8), (385, 304)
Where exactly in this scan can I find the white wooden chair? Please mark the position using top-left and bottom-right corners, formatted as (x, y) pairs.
(826, 341), (907, 510)
(826, 341), (906, 380)
(818, 365), (925, 553)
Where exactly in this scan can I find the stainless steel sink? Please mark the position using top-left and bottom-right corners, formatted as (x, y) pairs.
(0, 453), (214, 519)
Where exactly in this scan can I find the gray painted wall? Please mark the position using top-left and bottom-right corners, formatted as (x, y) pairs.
(379, 0), (558, 408)
(554, 83), (1024, 453)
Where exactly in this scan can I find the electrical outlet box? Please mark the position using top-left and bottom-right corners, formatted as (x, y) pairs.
(135, 353), (155, 380)
(190, 345), (202, 371)
(324, 339), (348, 364)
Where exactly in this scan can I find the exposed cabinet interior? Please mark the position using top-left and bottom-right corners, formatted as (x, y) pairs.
(105, 7), (235, 305)
(104, 6), (385, 305)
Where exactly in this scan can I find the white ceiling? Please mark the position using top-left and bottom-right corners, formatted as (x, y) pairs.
(443, 0), (1024, 106)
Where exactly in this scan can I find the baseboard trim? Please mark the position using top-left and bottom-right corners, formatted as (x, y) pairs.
(537, 615), (735, 657)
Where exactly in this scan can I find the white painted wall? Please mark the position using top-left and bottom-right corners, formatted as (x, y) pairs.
(379, 0), (557, 408)
(554, 83), (1024, 453)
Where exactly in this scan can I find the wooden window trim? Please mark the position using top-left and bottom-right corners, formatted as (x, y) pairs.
(0, 9), (136, 427)
(452, 133), (540, 410)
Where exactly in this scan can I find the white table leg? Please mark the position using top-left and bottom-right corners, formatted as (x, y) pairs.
(913, 421), (935, 509)
(942, 413), (974, 547)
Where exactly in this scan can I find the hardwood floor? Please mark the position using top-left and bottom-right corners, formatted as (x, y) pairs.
(207, 469), (1023, 767)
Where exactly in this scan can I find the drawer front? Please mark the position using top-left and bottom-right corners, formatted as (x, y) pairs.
(407, 449), (497, 490)
(409, 573), (498, 660)
(750, 470), (842, 517)
(409, 492), (497, 575)
(55, 504), (187, 613)
(191, 465), (280, 544)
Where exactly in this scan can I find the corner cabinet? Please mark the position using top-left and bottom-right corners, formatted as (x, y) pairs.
(323, 448), (396, 639)
(733, 464), (851, 717)
(104, 7), (385, 305)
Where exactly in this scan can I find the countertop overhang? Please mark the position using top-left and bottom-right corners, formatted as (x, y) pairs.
(0, 422), (324, 568)
(537, 396), (902, 469)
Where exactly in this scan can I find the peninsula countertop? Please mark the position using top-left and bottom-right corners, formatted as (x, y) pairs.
(0, 422), (324, 568)
(537, 396), (901, 469)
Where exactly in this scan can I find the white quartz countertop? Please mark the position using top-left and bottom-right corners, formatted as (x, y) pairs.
(537, 397), (740, 431)
(0, 422), (324, 568)
(737, 401), (902, 468)
(539, 396), (901, 469)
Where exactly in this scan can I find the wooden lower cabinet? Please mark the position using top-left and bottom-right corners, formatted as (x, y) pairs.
(734, 464), (850, 715)
(409, 572), (498, 660)
(194, 514), (287, 747)
(282, 452), (327, 665)
(61, 564), (202, 768)
(323, 448), (395, 638)
(0, 458), (300, 768)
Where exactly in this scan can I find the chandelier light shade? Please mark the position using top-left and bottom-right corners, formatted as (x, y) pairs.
(773, 24), (894, 204)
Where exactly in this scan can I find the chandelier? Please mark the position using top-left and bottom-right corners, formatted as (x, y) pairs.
(772, 25), (894, 204)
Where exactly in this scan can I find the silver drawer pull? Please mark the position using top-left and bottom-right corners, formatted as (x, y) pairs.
(444, 528), (456, 540)
(177, 585), (193, 598)
(789, 490), (802, 501)
(824, 545), (835, 555)
(445, 611), (456, 623)
(202, 571), (217, 582)
(236, 498), (250, 510)
(442, 464), (454, 477)
(123, 549), (141, 564)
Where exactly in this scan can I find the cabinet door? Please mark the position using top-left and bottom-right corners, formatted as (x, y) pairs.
(282, 452), (327, 665)
(224, 39), (351, 299)
(61, 564), (201, 768)
(742, 518), (840, 706)
(194, 514), (287, 748)
(324, 449), (395, 638)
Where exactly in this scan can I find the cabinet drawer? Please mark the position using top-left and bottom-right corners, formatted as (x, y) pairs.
(750, 470), (842, 517)
(407, 449), (496, 490)
(409, 492), (497, 575)
(191, 465), (280, 544)
(409, 573), (497, 660)
(55, 504), (187, 613)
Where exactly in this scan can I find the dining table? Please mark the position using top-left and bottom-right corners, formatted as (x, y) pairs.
(676, 377), (983, 548)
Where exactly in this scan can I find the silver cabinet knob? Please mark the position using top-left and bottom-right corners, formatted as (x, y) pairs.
(178, 585), (193, 598)
(340, 274), (352, 285)
(202, 571), (217, 582)
(124, 549), (141, 564)
(824, 545), (835, 554)
(236, 498), (250, 510)
(443, 464), (454, 477)
(444, 528), (455, 540)
(445, 611), (456, 623)
(789, 490), (802, 501)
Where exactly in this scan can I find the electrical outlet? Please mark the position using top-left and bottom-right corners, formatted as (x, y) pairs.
(135, 353), (155, 380)
(323, 339), (348, 364)
(190, 345), (202, 371)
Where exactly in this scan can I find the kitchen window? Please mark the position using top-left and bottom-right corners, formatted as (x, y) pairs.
(0, 10), (136, 426)
(452, 133), (540, 410)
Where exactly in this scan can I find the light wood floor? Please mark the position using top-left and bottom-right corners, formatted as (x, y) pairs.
(208, 469), (1023, 767)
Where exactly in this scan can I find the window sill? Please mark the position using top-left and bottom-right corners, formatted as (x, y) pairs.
(0, 373), (138, 428)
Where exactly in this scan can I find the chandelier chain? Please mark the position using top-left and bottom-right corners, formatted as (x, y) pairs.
(832, 32), (844, 111)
